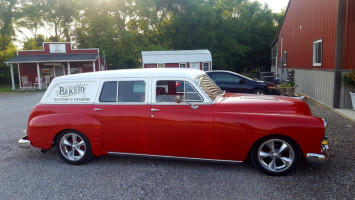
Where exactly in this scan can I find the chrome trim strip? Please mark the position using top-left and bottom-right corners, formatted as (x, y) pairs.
(322, 118), (327, 128)
(108, 152), (243, 164)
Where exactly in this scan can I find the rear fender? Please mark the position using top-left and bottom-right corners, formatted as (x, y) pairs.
(28, 113), (105, 156)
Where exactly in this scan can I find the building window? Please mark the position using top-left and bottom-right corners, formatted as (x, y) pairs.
(283, 51), (287, 66)
(313, 39), (322, 66)
(157, 63), (165, 68)
(179, 63), (187, 68)
(203, 63), (210, 71)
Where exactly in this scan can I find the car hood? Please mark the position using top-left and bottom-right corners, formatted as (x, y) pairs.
(214, 93), (312, 116)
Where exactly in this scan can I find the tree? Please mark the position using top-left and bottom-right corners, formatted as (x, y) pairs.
(43, 0), (79, 41)
(1, 0), (282, 74)
(22, 34), (45, 50)
(0, 0), (17, 84)
(0, 0), (17, 51)
(15, 0), (46, 39)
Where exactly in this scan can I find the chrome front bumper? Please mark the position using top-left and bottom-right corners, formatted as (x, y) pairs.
(306, 144), (329, 163)
(18, 136), (31, 149)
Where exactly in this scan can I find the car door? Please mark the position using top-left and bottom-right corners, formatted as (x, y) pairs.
(149, 78), (214, 159)
(93, 78), (149, 154)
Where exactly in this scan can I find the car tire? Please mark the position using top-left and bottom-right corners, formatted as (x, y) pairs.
(251, 135), (301, 176)
(253, 89), (267, 95)
(55, 130), (92, 165)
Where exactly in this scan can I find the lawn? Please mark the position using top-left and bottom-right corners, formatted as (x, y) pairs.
(0, 84), (16, 93)
(0, 84), (43, 93)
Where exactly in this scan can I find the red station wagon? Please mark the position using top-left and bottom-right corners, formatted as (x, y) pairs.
(19, 69), (329, 175)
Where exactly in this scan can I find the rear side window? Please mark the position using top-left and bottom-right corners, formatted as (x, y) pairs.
(99, 81), (146, 103)
(100, 81), (117, 102)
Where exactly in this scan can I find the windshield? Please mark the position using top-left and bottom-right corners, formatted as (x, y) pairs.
(195, 74), (223, 101)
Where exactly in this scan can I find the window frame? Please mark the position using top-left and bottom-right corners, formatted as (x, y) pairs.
(179, 63), (187, 68)
(313, 39), (323, 67)
(95, 78), (148, 105)
(157, 63), (165, 68)
(203, 62), (210, 71)
(152, 78), (211, 105)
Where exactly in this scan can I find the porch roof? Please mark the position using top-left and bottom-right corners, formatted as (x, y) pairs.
(5, 53), (98, 64)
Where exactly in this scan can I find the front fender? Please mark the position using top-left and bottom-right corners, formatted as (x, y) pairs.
(213, 112), (325, 161)
(28, 113), (105, 156)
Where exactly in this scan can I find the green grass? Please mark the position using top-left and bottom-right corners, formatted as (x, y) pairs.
(0, 84), (44, 93)
(0, 84), (15, 93)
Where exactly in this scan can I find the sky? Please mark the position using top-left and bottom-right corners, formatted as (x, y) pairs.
(253, 0), (289, 13)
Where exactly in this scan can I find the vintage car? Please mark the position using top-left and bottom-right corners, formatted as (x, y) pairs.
(19, 69), (328, 175)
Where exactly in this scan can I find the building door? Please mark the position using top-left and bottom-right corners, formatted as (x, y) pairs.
(190, 62), (200, 70)
(54, 66), (65, 77)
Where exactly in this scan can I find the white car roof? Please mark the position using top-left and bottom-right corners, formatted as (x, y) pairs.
(52, 68), (206, 81)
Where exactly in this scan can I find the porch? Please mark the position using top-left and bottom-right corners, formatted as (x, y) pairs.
(5, 53), (101, 90)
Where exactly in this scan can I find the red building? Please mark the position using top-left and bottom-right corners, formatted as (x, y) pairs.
(5, 42), (106, 90)
(271, 0), (355, 109)
(142, 50), (212, 71)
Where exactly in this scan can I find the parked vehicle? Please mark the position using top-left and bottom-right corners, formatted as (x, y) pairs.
(19, 68), (328, 175)
(206, 70), (280, 95)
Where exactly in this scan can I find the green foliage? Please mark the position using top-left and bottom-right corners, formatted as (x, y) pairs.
(1, 0), (284, 74)
(23, 34), (45, 50)
(0, 41), (17, 84)
(278, 82), (298, 88)
(342, 70), (355, 87)
(16, 0), (46, 38)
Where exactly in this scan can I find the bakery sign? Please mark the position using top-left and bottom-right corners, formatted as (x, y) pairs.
(44, 81), (98, 104)
(49, 44), (66, 53)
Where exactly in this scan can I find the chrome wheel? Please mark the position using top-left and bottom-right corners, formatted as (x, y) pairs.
(56, 130), (92, 164)
(59, 133), (87, 161)
(251, 136), (300, 175)
(258, 139), (295, 172)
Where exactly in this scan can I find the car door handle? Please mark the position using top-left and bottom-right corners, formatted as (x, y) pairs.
(93, 108), (104, 111)
(150, 108), (160, 112)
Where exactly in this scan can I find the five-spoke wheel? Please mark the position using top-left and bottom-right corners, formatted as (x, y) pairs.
(56, 130), (92, 164)
(251, 136), (300, 176)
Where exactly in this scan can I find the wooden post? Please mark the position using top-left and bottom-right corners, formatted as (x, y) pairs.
(67, 62), (71, 75)
(37, 63), (42, 90)
(9, 64), (15, 90)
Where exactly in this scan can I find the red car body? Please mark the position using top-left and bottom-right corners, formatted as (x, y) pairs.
(20, 69), (328, 175)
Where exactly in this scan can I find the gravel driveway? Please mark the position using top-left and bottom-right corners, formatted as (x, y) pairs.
(0, 92), (354, 199)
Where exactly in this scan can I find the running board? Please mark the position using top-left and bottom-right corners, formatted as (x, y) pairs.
(108, 152), (243, 164)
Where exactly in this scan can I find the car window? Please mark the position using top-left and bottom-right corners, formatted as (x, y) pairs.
(100, 81), (117, 102)
(156, 80), (203, 102)
(195, 75), (223, 101)
(213, 73), (240, 82)
(99, 81), (146, 103)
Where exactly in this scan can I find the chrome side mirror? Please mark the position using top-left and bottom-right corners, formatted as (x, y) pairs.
(175, 95), (183, 103)
(175, 95), (199, 110)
